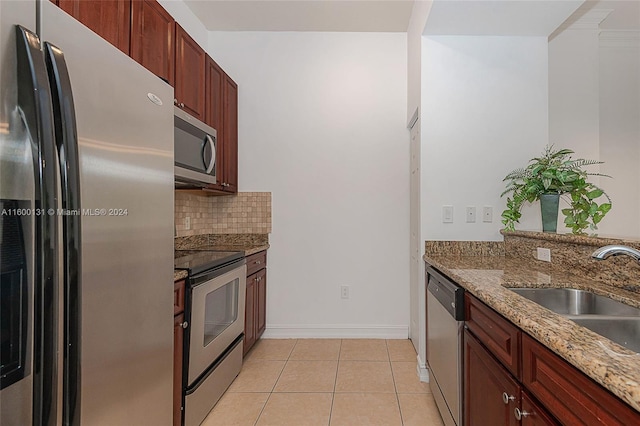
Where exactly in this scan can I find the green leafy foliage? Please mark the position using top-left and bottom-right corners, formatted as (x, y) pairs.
(501, 145), (611, 235)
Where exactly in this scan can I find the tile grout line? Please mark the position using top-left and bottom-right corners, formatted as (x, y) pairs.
(253, 339), (298, 425)
(328, 339), (343, 426)
(387, 340), (406, 426)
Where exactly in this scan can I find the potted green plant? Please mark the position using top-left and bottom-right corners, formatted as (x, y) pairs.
(501, 145), (612, 234)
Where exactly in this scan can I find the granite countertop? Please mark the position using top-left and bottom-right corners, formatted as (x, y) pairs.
(174, 270), (188, 282)
(423, 253), (640, 412)
(173, 244), (270, 282)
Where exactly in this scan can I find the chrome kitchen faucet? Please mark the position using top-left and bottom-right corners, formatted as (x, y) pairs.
(592, 245), (640, 263)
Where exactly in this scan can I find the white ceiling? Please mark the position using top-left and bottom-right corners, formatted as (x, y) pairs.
(578, 0), (640, 30)
(184, 0), (415, 32)
(423, 1), (585, 36)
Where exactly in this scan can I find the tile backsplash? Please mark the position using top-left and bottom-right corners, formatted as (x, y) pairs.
(175, 191), (271, 237)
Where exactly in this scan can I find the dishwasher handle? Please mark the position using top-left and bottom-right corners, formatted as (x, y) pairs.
(427, 266), (466, 321)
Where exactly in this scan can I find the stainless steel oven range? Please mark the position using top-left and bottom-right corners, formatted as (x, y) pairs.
(175, 250), (247, 426)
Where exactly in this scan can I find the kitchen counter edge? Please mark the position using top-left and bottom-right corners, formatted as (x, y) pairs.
(423, 253), (640, 412)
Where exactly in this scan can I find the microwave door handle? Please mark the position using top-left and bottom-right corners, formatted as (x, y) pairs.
(204, 135), (215, 174)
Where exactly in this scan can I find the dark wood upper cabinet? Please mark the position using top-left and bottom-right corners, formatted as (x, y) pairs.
(58, 0), (131, 54)
(206, 56), (224, 191)
(205, 56), (223, 131)
(130, 0), (175, 86)
(174, 24), (205, 121)
(222, 74), (238, 192)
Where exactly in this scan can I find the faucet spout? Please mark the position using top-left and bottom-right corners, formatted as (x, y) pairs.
(591, 245), (640, 263)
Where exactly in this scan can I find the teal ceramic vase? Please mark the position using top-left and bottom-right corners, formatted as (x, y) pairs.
(540, 193), (560, 233)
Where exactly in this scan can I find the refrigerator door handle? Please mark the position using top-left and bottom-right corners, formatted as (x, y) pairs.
(44, 41), (82, 426)
(15, 25), (59, 426)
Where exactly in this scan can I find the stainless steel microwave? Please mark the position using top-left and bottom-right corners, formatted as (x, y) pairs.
(174, 107), (217, 188)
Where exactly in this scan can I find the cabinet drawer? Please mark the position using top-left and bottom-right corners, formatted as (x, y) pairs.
(174, 280), (185, 315)
(522, 333), (639, 426)
(246, 251), (267, 276)
(465, 293), (521, 379)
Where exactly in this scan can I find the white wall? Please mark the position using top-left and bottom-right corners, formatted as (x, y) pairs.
(598, 33), (640, 238)
(208, 32), (409, 337)
(548, 25), (640, 238)
(421, 36), (549, 241)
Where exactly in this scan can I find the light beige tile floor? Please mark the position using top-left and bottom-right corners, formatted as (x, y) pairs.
(202, 339), (445, 426)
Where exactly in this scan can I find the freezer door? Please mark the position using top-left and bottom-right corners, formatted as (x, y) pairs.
(1, 2), (61, 425)
(40, 2), (175, 425)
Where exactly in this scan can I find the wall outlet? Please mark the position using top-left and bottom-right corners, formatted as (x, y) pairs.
(537, 247), (551, 262)
(466, 206), (476, 223)
(483, 206), (493, 223)
(340, 285), (350, 299)
(442, 205), (454, 223)
(184, 216), (191, 230)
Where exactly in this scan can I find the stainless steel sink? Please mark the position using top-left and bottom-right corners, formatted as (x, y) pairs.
(571, 317), (640, 353)
(508, 288), (640, 317)
(508, 287), (640, 353)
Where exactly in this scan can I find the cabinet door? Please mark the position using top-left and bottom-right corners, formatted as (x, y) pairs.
(244, 275), (256, 355)
(173, 314), (184, 426)
(465, 293), (521, 379)
(464, 329), (520, 426)
(522, 334), (639, 425)
(256, 269), (266, 339)
(222, 74), (238, 193)
(58, 0), (131, 54)
(130, 0), (174, 86)
(205, 56), (225, 191)
(520, 392), (559, 426)
(175, 24), (205, 121)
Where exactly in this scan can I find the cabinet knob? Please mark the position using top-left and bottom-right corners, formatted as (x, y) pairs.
(174, 98), (178, 105)
(180, 321), (189, 329)
(255, 261), (261, 265)
(502, 392), (515, 405)
(514, 408), (530, 421)
(179, 102), (185, 108)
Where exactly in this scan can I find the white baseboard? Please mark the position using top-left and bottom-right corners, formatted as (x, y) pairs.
(261, 324), (409, 339)
(417, 354), (430, 382)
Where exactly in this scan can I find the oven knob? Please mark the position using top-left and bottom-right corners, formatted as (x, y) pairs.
(180, 321), (189, 329)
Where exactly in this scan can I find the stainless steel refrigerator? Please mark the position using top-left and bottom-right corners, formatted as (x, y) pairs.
(0, 1), (174, 424)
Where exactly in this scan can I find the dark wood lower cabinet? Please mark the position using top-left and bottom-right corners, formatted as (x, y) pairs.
(522, 333), (639, 426)
(521, 391), (559, 426)
(244, 251), (267, 355)
(465, 329), (520, 426)
(256, 269), (266, 337)
(244, 275), (256, 355)
(173, 312), (184, 426)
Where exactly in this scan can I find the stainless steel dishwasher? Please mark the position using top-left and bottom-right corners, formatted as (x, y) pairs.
(426, 266), (465, 426)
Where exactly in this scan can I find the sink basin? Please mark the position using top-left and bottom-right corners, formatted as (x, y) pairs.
(509, 287), (640, 352)
(572, 317), (640, 353)
(508, 288), (640, 317)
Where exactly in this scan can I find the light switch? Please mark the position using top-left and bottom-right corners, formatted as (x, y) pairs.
(443, 205), (453, 223)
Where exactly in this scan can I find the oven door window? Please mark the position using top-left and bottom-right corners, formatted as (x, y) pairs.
(203, 278), (239, 347)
